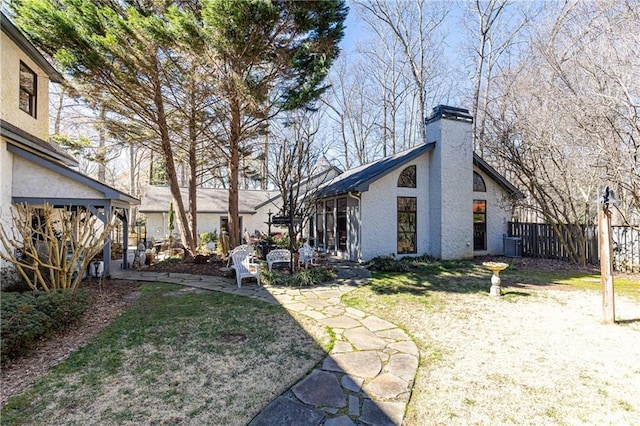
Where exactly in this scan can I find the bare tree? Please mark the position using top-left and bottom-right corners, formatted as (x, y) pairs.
(355, 0), (451, 143)
(0, 204), (116, 291)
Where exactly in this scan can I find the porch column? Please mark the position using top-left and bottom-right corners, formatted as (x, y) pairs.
(122, 208), (129, 269)
(103, 204), (112, 277)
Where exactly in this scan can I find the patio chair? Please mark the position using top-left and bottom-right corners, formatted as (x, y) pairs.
(229, 244), (261, 288)
(298, 243), (317, 269)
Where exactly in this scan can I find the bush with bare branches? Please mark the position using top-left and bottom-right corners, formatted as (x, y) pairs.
(0, 204), (116, 292)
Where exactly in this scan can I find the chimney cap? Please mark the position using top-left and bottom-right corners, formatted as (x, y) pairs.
(425, 105), (473, 125)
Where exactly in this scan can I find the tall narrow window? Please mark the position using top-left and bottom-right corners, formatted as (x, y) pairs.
(19, 61), (37, 117)
(473, 172), (486, 192)
(473, 200), (487, 251)
(397, 197), (417, 254)
(398, 165), (416, 188)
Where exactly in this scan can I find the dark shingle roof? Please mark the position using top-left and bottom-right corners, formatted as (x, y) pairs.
(316, 143), (436, 197)
(473, 154), (524, 199)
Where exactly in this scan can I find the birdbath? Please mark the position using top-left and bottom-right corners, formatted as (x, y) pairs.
(482, 262), (509, 297)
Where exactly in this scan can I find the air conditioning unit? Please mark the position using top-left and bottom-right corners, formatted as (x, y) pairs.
(503, 236), (522, 258)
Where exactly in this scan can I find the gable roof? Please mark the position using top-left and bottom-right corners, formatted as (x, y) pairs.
(140, 186), (279, 214)
(473, 154), (524, 199)
(8, 143), (139, 206)
(1, 11), (64, 83)
(314, 142), (524, 200)
(1, 119), (78, 166)
(316, 143), (436, 198)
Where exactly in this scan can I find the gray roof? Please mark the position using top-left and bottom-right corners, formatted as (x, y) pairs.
(1, 119), (78, 166)
(1, 12), (64, 83)
(473, 154), (524, 199)
(8, 143), (139, 206)
(140, 186), (279, 214)
(316, 143), (436, 197)
(315, 141), (524, 200)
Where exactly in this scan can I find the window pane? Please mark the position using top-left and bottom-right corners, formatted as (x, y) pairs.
(19, 62), (36, 116)
(397, 197), (417, 254)
(398, 165), (416, 188)
(473, 172), (486, 192)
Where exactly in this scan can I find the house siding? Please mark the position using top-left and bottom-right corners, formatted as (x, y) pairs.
(12, 156), (103, 199)
(0, 138), (14, 265)
(360, 157), (430, 261)
(474, 167), (511, 255)
(145, 206), (281, 244)
(0, 31), (50, 141)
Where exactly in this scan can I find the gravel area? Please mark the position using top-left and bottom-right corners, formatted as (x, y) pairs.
(402, 287), (640, 425)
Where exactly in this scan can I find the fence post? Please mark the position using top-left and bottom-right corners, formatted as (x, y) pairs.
(598, 194), (615, 324)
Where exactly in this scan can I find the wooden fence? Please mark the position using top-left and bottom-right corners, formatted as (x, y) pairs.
(507, 222), (640, 272)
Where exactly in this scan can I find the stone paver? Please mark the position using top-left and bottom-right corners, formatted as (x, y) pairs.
(111, 259), (419, 425)
(360, 400), (405, 426)
(343, 327), (388, 350)
(362, 373), (410, 400)
(292, 370), (346, 408)
(249, 396), (324, 426)
(322, 351), (382, 378)
(361, 315), (397, 332)
(321, 315), (361, 329)
(385, 353), (420, 381)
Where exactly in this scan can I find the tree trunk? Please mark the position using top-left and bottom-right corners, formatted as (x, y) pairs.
(228, 96), (241, 248)
(188, 79), (199, 254)
(151, 62), (196, 253)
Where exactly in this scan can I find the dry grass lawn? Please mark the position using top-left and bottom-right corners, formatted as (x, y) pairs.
(2, 283), (331, 425)
(344, 264), (640, 425)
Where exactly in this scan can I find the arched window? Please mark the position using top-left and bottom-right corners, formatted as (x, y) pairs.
(398, 165), (416, 188)
(473, 171), (486, 192)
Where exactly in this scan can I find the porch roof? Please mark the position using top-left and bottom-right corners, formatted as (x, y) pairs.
(1, 119), (77, 167)
(316, 142), (436, 197)
(7, 143), (139, 208)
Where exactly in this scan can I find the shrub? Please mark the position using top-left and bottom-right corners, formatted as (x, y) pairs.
(260, 267), (337, 287)
(1, 289), (89, 362)
(366, 256), (411, 272)
(366, 254), (437, 272)
(199, 231), (218, 246)
(260, 270), (286, 286)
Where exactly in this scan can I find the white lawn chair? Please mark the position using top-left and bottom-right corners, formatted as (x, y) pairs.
(298, 243), (316, 269)
(230, 245), (260, 288)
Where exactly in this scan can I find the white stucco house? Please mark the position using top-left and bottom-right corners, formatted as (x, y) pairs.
(310, 105), (524, 262)
(0, 12), (138, 280)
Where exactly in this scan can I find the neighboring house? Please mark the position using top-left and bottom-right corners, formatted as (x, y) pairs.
(140, 186), (281, 243)
(0, 12), (138, 279)
(139, 162), (342, 243)
(312, 105), (524, 262)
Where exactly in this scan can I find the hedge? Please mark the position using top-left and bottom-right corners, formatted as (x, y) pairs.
(1, 290), (89, 362)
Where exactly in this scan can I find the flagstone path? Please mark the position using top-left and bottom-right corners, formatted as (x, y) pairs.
(112, 261), (419, 425)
